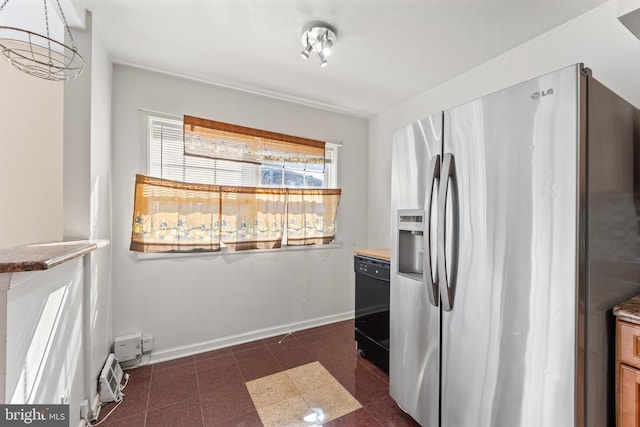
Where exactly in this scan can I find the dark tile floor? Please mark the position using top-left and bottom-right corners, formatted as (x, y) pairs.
(96, 320), (419, 426)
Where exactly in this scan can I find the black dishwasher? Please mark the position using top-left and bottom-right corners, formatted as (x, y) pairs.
(354, 255), (390, 372)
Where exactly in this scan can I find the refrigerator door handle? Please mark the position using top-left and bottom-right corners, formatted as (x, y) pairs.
(424, 155), (440, 307)
(438, 153), (455, 311)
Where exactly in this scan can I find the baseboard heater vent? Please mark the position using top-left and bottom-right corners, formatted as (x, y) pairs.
(98, 353), (123, 403)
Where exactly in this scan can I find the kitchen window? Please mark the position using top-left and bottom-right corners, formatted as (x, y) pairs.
(131, 114), (341, 254)
(147, 115), (338, 189)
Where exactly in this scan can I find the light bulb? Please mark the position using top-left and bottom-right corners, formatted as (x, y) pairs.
(318, 52), (328, 67)
(322, 39), (332, 57)
(300, 43), (312, 59)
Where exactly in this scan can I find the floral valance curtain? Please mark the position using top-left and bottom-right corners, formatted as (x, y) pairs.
(286, 189), (342, 246)
(220, 186), (287, 251)
(183, 115), (326, 169)
(130, 174), (221, 253)
(130, 175), (340, 253)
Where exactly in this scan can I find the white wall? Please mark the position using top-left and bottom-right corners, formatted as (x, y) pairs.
(368, 0), (640, 248)
(111, 65), (368, 361)
(62, 10), (113, 419)
(0, 52), (63, 249)
(64, 16), (93, 242)
(88, 15), (113, 416)
(0, 0), (70, 250)
(6, 259), (85, 419)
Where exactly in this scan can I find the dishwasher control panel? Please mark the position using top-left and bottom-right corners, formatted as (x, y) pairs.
(354, 256), (390, 281)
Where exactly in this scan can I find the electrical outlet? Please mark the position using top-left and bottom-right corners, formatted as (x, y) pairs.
(79, 400), (89, 420)
(114, 333), (142, 361)
(142, 335), (154, 353)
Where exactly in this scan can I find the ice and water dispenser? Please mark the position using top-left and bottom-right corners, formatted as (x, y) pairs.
(397, 209), (425, 280)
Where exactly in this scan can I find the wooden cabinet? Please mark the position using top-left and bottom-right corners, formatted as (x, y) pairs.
(619, 362), (640, 426)
(617, 316), (640, 426)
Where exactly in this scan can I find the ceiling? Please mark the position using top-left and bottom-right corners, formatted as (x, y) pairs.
(84, 0), (608, 117)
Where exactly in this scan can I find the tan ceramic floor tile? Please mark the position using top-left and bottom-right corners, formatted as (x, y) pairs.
(255, 395), (315, 427)
(246, 372), (299, 409)
(302, 381), (362, 423)
(247, 361), (362, 427)
(285, 361), (335, 394)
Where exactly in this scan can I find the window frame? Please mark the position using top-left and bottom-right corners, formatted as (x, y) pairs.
(137, 112), (342, 259)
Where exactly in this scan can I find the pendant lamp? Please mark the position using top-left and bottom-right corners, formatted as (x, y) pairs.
(0, 0), (85, 81)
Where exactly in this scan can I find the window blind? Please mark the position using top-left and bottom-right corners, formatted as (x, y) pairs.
(150, 117), (257, 186)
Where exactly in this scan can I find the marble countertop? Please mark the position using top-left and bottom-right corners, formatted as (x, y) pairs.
(354, 248), (391, 261)
(614, 295), (640, 324)
(0, 240), (108, 273)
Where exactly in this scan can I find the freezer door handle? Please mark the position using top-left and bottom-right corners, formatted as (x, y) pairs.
(438, 153), (456, 311)
(424, 155), (440, 307)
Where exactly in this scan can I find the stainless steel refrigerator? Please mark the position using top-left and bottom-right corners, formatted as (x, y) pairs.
(390, 64), (640, 427)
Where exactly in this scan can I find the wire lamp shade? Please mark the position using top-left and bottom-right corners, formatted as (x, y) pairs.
(0, 0), (84, 81)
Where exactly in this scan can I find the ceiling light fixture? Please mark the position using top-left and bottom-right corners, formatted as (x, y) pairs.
(300, 21), (337, 67)
(300, 37), (313, 59)
(0, 0), (85, 81)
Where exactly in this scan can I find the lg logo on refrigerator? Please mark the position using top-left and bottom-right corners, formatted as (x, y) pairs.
(530, 88), (554, 100)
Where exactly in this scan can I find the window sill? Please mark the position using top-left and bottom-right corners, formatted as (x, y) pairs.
(135, 241), (343, 261)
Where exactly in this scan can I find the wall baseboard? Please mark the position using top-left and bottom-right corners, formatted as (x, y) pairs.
(127, 311), (354, 367)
